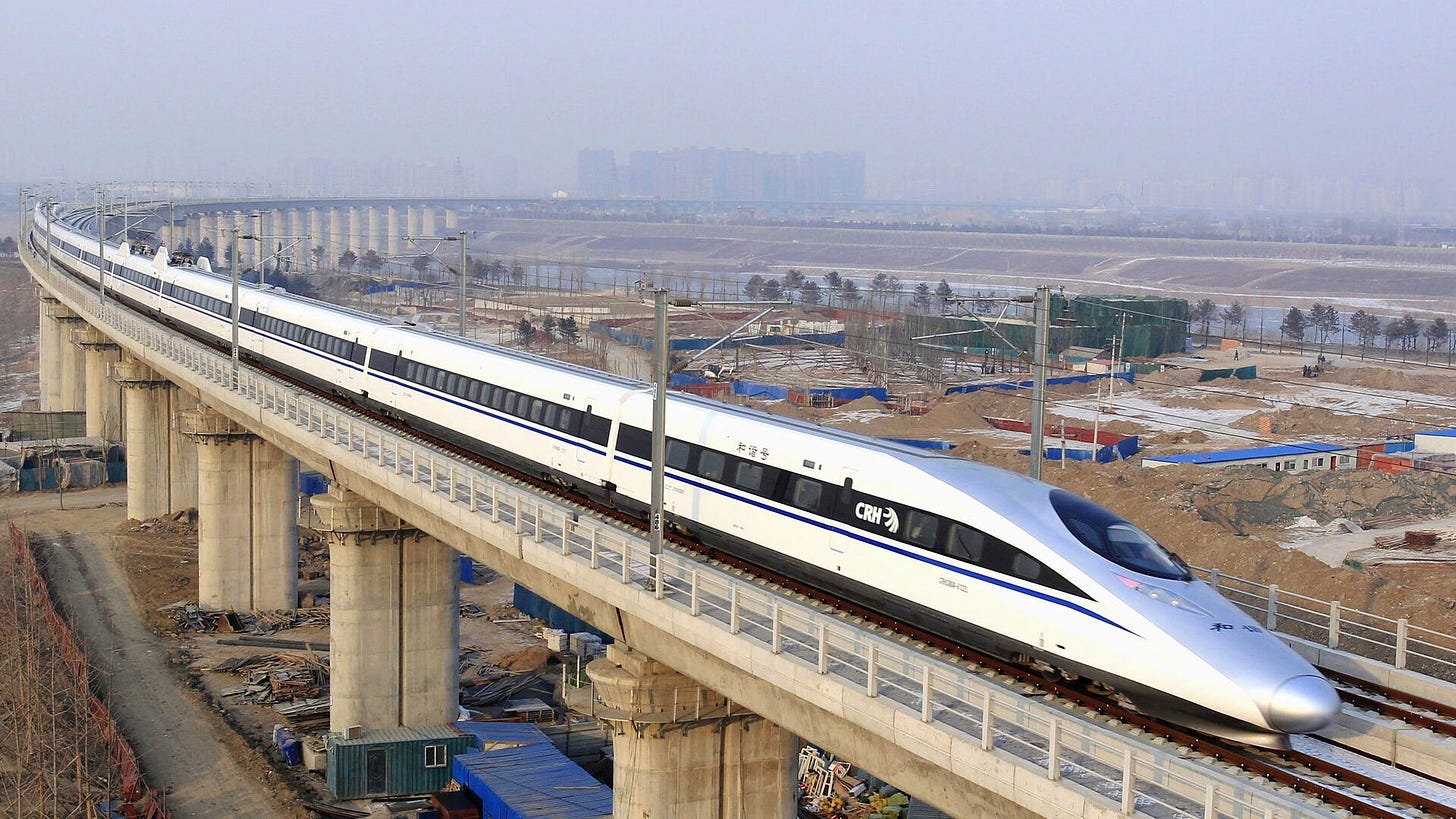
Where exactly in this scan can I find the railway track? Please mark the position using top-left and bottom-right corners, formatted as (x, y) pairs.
(1325, 668), (1456, 742)
(211, 328), (1456, 817)
(43, 249), (1456, 817)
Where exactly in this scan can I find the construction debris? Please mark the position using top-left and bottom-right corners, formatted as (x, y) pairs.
(798, 745), (915, 818)
(1350, 528), (1456, 567)
(167, 603), (329, 634)
(211, 651), (330, 712)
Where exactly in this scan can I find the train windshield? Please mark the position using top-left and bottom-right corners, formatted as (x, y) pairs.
(1049, 490), (1192, 581)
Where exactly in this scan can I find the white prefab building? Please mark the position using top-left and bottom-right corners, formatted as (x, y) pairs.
(1414, 429), (1456, 455)
(1142, 442), (1356, 473)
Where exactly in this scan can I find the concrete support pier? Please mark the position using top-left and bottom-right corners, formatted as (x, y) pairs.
(112, 357), (198, 519)
(74, 326), (123, 439)
(38, 295), (62, 411)
(55, 308), (87, 413)
(177, 407), (299, 612)
(588, 644), (797, 819)
(311, 487), (459, 731)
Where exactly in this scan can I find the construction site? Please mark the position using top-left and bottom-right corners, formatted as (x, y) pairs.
(5, 225), (1456, 818)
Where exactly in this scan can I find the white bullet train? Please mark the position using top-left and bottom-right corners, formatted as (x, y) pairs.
(30, 204), (1340, 745)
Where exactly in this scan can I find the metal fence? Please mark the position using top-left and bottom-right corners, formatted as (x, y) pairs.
(1203, 568), (1456, 680)
(28, 235), (1335, 818)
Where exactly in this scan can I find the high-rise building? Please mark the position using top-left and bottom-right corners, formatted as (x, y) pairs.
(797, 152), (865, 201)
(577, 149), (618, 198)
(604, 147), (865, 202)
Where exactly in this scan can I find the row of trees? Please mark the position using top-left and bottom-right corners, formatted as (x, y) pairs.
(1188, 297), (1453, 354)
(742, 268), (956, 311)
(0, 236), (17, 257)
(517, 314), (581, 347)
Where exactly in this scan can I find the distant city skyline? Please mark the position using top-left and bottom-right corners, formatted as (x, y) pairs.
(3, 152), (1438, 219)
(5, 3), (1453, 218)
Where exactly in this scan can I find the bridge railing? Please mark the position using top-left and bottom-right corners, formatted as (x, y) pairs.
(1201, 568), (1456, 680)
(29, 243), (1320, 818)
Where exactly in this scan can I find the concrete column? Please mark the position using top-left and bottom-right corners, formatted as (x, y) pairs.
(196, 213), (216, 262)
(307, 209), (324, 269)
(48, 303), (86, 413)
(113, 358), (173, 520)
(214, 212), (232, 267)
(365, 206), (381, 256)
(419, 205), (436, 237)
(384, 206), (401, 257)
(286, 209), (304, 250)
(327, 209), (345, 269)
(443, 208), (458, 231)
(38, 296), (63, 411)
(268, 210), (287, 271)
(347, 207), (363, 255)
(178, 407), (299, 612)
(405, 206), (422, 242)
(74, 326), (123, 440)
(313, 487), (459, 731)
(169, 390), (199, 512)
(589, 645), (798, 818)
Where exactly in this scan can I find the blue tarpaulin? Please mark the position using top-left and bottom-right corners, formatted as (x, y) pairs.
(945, 372), (1134, 396)
(512, 586), (612, 643)
(298, 470), (330, 496)
(1021, 435), (1140, 463)
(450, 722), (612, 819)
(882, 438), (955, 451)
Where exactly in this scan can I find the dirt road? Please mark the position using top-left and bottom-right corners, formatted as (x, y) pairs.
(3, 486), (289, 818)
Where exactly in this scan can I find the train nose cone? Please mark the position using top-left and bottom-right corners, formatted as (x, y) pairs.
(1267, 675), (1341, 733)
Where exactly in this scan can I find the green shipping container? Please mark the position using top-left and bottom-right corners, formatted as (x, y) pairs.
(325, 725), (474, 799)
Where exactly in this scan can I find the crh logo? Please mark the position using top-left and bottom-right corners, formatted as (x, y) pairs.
(854, 502), (901, 534)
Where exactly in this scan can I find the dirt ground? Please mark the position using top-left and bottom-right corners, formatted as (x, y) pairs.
(10, 240), (1456, 809)
(1, 485), (557, 817)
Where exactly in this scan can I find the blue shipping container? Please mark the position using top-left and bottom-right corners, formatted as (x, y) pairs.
(451, 723), (611, 819)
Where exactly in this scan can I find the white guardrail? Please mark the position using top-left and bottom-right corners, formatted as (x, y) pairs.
(26, 232), (1335, 818)
(1202, 568), (1456, 680)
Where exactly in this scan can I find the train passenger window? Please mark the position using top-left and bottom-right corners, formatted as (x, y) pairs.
(665, 440), (691, 470)
(557, 408), (581, 435)
(501, 392), (518, 415)
(443, 373), (459, 395)
(944, 523), (984, 563)
(790, 477), (823, 512)
(733, 462), (765, 493)
(241, 310), (256, 325)
(697, 450), (726, 481)
(615, 426), (651, 458)
(1010, 553), (1041, 581)
(349, 343), (365, 365)
(485, 386), (504, 409)
(903, 510), (939, 550)
(370, 351), (397, 373)
(528, 399), (545, 423)
(581, 413), (611, 446)
(542, 403), (558, 428)
(466, 380), (482, 403)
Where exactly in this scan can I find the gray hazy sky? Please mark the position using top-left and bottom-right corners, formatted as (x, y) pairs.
(6, 1), (1453, 194)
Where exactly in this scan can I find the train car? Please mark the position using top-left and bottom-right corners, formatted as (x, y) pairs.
(29, 204), (1340, 746)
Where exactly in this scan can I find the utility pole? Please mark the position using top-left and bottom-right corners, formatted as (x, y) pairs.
(228, 225), (241, 382)
(942, 289), (1054, 480)
(1029, 285), (1051, 480)
(252, 212), (264, 279)
(95, 188), (106, 305)
(457, 230), (467, 338)
(402, 233), (469, 338)
(650, 288), (669, 570)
